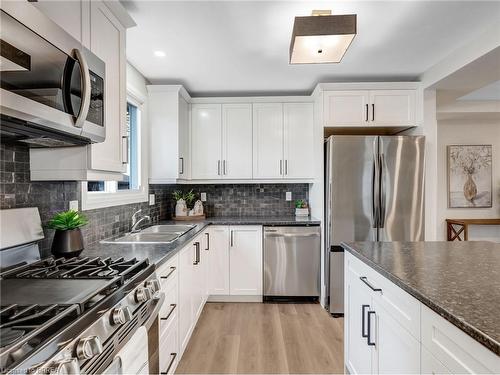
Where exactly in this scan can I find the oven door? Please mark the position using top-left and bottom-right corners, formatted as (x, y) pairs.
(0, 3), (105, 143)
(103, 327), (149, 375)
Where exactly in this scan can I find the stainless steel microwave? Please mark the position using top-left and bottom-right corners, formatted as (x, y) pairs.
(0, 2), (105, 147)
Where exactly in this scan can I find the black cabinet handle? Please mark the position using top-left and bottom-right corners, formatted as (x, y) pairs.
(362, 304), (369, 338)
(367, 310), (376, 346)
(230, 230), (234, 247)
(205, 232), (210, 250)
(160, 304), (177, 321)
(160, 267), (176, 280)
(372, 103), (375, 121)
(179, 157), (184, 175)
(360, 276), (382, 292)
(365, 104), (369, 122)
(193, 242), (200, 265)
(160, 353), (177, 374)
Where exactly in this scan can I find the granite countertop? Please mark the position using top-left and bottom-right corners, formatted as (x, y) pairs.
(82, 216), (320, 268)
(341, 241), (500, 355)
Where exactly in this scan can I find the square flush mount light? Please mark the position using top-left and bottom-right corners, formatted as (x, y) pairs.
(290, 11), (357, 64)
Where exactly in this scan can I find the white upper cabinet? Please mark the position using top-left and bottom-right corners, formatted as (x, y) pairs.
(369, 90), (416, 126)
(252, 103), (284, 179)
(324, 91), (370, 126)
(148, 86), (191, 183)
(324, 89), (416, 127)
(222, 104), (253, 179)
(283, 103), (314, 179)
(229, 226), (262, 295)
(32, 0), (88, 45)
(191, 104), (223, 179)
(89, 0), (126, 173)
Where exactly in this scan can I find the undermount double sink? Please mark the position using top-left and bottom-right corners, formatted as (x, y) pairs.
(101, 224), (196, 244)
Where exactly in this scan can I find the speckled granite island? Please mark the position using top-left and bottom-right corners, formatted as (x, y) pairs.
(342, 241), (500, 374)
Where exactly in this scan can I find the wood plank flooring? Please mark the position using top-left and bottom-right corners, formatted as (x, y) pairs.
(176, 303), (344, 374)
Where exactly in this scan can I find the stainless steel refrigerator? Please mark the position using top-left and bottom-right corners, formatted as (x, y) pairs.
(325, 135), (425, 315)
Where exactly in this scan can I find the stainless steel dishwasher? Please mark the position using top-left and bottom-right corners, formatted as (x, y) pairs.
(263, 225), (321, 299)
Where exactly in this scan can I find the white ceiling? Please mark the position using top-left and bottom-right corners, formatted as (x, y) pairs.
(123, 1), (500, 96)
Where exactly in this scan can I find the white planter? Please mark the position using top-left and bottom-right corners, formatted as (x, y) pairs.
(175, 199), (188, 217)
(295, 208), (309, 217)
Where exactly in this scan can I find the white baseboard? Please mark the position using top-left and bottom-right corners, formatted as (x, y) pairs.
(207, 295), (263, 303)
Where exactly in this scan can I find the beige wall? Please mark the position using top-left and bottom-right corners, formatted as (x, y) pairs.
(437, 119), (500, 241)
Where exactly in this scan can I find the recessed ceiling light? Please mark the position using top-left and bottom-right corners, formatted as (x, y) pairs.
(290, 11), (357, 64)
(154, 50), (166, 57)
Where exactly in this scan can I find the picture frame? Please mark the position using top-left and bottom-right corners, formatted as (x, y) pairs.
(447, 144), (493, 208)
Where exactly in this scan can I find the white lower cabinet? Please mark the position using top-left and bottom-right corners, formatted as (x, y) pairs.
(345, 251), (500, 375)
(208, 226), (230, 295)
(229, 226), (263, 295)
(207, 225), (263, 299)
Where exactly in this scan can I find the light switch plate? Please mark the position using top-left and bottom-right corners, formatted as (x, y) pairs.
(69, 200), (79, 211)
(286, 192), (292, 201)
(149, 194), (155, 205)
(200, 192), (207, 202)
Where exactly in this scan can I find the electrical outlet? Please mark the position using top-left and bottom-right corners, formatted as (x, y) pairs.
(69, 200), (79, 211)
(149, 194), (155, 205)
(286, 192), (292, 201)
(200, 192), (207, 202)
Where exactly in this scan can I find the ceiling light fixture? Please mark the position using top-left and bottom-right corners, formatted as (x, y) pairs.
(154, 50), (166, 57)
(289, 10), (357, 64)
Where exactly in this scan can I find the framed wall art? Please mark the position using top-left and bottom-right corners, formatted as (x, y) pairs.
(447, 144), (492, 208)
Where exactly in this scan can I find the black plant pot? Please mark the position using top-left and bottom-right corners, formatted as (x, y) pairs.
(51, 228), (84, 258)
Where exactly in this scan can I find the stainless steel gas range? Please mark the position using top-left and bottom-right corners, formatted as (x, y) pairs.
(0, 208), (164, 374)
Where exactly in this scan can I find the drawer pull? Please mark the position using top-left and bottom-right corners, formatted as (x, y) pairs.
(160, 267), (176, 280)
(360, 276), (382, 292)
(367, 310), (376, 346)
(160, 304), (177, 321)
(205, 232), (210, 251)
(361, 304), (369, 338)
(160, 353), (177, 374)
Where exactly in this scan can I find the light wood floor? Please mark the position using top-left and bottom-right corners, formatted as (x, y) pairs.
(176, 303), (344, 374)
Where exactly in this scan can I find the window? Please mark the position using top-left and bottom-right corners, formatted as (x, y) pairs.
(81, 90), (149, 210)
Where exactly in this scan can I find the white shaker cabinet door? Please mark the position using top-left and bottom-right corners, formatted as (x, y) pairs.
(222, 104), (253, 179)
(229, 226), (262, 295)
(369, 90), (416, 126)
(208, 226), (230, 295)
(89, 1), (127, 173)
(191, 104), (222, 179)
(178, 96), (191, 179)
(178, 243), (195, 353)
(372, 300), (420, 374)
(283, 103), (314, 179)
(323, 91), (370, 127)
(345, 255), (374, 374)
(252, 103), (284, 179)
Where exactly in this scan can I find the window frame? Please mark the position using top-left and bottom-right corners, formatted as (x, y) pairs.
(81, 86), (149, 210)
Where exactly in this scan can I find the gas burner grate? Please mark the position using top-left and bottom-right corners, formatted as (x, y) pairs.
(1, 256), (148, 281)
(0, 304), (80, 370)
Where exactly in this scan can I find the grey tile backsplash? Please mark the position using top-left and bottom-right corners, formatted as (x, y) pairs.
(1, 142), (309, 257)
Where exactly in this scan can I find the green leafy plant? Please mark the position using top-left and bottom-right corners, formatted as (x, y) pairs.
(295, 199), (308, 209)
(172, 189), (197, 208)
(48, 210), (89, 231)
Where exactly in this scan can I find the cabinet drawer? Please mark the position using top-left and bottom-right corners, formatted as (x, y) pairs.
(159, 274), (178, 329)
(157, 255), (179, 289)
(347, 253), (420, 339)
(421, 304), (500, 374)
(159, 319), (179, 375)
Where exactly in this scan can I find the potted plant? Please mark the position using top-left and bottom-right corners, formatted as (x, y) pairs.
(295, 199), (309, 217)
(172, 190), (203, 219)
(48, 210), (89, 258)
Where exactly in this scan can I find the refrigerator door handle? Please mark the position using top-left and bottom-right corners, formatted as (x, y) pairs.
(379, 153), (386, 228)
(371, 152), (379, 228)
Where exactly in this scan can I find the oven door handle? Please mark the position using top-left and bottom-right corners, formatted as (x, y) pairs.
(143, 292), (165, 330)
(72, 48), (91, 128)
